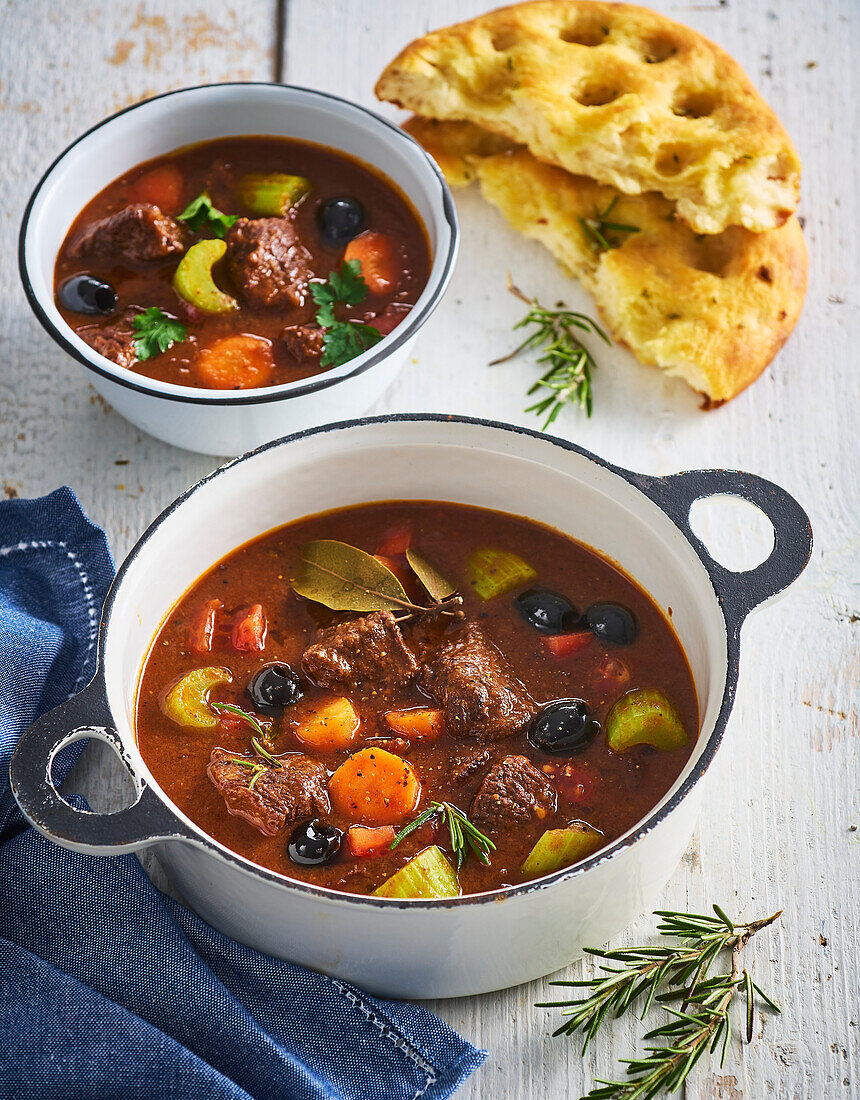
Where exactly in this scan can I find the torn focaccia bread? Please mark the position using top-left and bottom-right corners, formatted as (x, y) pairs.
(377, 1), (801, 235)
(405, 117), (807, 405)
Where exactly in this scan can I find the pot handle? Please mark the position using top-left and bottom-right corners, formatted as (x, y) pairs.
(628, 469), (812, 629)
(10, 673), (193, 854)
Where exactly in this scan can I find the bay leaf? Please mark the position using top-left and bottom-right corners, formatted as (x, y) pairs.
(406, 548), (458, 603)
(292, 540), (411, 612)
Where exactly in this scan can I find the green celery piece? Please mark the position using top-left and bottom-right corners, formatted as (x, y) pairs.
(162, 666), (233, 728)
(373, 845), (460, 899)
(468, 546), (537, 601)
(237, 172), (311, 216)
(173, 239), (238, 315)
(521, 823), (603, 879)
(605, 688), (689, 753)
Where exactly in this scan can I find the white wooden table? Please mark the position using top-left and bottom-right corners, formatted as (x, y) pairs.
(2, 2), (857, 1097)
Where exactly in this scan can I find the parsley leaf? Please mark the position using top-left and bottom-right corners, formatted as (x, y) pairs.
(321, 321), (383, 368)
(132, 307), (187, 361)
(311, 260), (382, 368)
(177, 191), (239, 239)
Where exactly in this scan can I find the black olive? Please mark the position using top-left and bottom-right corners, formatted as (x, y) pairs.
(528, 699), (600, 755)
(514, 587), (581, 635)
(58, 275), (118, 316)
(247, 665), (303, 713)
(288, 819), (343, 866)
(317, 197), (365, 246)
(584, 603), (639, 646)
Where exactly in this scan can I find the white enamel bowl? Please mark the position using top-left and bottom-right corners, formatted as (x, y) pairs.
(10, 417), (811, 999)
(19, 85), (458, 456)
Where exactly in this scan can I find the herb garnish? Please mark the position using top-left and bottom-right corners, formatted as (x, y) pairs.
(578, 197), (640, 254)
(539, 905), (781, 1099)
(291, 539), (464, 622)
(132, 307), (187, 361)
(177, 190), (239, 239)
(213, 703), (282, 773)
(310, 260), (383, 369)
(391, 801), (495, 871)
(491, 279), (610, 426)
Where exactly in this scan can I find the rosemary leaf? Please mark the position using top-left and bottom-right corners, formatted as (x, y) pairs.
(492, 278), (610, 428)
(390, 801), (495, 870)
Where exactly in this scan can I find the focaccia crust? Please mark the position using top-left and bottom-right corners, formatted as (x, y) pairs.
(378, 1), (801, 235)
(406, 117), (807, 405)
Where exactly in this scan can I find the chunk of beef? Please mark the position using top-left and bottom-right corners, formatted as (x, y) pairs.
(419, 625), (536, 738)
(282, 323), (324, 361)
(471, 755), (557, 828)
(69, 203), (184, 263)
(207, 748), (330, 837)
(226, 217), (314, 308)
(78, 308), (139, 369)
(302, 610), (418, 694)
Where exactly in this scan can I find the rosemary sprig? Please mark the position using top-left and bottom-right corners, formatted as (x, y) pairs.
(213, 703), (282, 769)
(539, 906), (781, 1100)
(491, 278), (610, 427)
(578, 197), (640, 254)
(390, 801), (496, 871)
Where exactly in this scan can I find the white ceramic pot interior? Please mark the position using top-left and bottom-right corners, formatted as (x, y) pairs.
(24, 84), (453, 398)
(104, 420), (727, 863)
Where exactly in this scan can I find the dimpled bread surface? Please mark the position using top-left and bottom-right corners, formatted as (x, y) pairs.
(405, 117), (807, 405)
(376, 0), (801, 235)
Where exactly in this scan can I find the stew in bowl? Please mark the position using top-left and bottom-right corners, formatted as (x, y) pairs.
(137, 499), (698, 898)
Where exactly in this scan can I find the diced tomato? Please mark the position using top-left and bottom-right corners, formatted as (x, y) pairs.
(343, 231), (400, 295)
(130, 165), (183, 212)
(385, 708), (445, 741)
(373, 554), (412, 588)
(592, 655), (631, 685)
(347, 824), (396, 858)
(374, 525), (412, 556)
(543, 631), (593, 658)
(231, 604), (267, 652)
(370, 304), (411, 337)
(217, 708), (272, 736)
(187, 598), (222, 654)
(541, 761), (597, 804)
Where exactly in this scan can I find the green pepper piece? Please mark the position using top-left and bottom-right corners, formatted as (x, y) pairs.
(467, 546), (537, 601)
(162, 666), (233, 728)
(521, 823), (603, 879)
(605, 688), (689, 753)
(373, 845), (460, 899)
(237, 173), (312, 216)
(173, 239), (239, 314)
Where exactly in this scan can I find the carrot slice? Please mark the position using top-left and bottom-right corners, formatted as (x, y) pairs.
(195, 335), (275, 390)
(328, 747), (421, 824)
(343, 232), (400, 295)
(231, 604), (267, 652)
(347, 824), (396, 858)
(187, 598), (222, 654)
(130, 165), (183, 212)
(385, 708), (445, 741)
(294, 697), (360, 751)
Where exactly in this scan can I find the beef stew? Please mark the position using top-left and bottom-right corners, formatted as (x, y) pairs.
(136, 502), (698, 898)
(54, 137), (431, 390)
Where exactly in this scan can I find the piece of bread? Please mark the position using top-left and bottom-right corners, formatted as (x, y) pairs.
(405, 117), (807, 405)
(377, 1), (801, 235)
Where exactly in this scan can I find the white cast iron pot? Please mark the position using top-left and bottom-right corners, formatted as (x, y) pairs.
(10, 417), (812, 999)
(18, 85), (458, 456)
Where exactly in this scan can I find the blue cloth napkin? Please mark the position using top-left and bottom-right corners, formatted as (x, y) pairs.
(0, 488), (485, 1100)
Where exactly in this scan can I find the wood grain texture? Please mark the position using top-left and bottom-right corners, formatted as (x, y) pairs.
(2, 2), (857, 1097)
